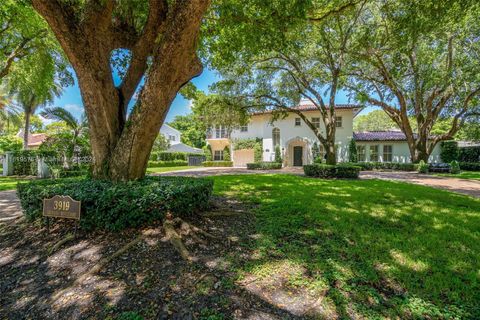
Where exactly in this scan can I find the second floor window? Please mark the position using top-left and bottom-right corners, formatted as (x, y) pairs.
(294, 118), (301, 126)
(370, 145), (379, 162)
(272, 128), (280, 147)
(240, 125), (248, 132)
(215, 126), (227, 138)
(335, 116), (343, 128)
(168, 135), (176, 141)
(383, 145), (393, 162)
(357, 145), (366, 162)
(311, 117), (320, 128)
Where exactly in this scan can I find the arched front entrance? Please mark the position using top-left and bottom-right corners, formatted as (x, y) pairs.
(285, 137), (310, 167)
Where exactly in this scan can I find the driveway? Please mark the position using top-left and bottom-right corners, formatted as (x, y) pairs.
(0, 190), (23, 226)
(361, 171), (480, 198)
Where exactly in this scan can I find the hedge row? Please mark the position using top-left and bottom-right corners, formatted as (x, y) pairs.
(202, 161), (233, 167)
(17, 176), (213, 231)
(150, 151), (203, 161)
(246, 162), (282, 170)
(459, 162), (480, 171)
(459, 147), (480, 163)
(352, 162), (418, 171)
(148, 160), (188, 168)
(304, 164), (361, 179)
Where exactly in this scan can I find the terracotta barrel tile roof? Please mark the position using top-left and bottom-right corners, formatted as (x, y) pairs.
(353, 131), (417, 141)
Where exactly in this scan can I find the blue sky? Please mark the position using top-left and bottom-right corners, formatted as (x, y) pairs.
(49, 67), (371, 123)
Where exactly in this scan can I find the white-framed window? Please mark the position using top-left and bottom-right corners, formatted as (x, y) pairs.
(272, 128), (280, 147)
(383, 145), (393, 162)
(215, 126), (227, 138)
(214, 150), (224, 161)
(311, 117), (320, 128)
(294, 118), (301, 126)
(168, 135), (176, 141)
(369, 145), (379, 162)
(357, 145), (366, 162)
(335, 116), (343, 128)
(240, 124), (248, 132)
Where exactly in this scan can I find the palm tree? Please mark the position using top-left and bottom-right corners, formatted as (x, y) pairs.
(0, 86), (21, 134)
(40, 106), (88, 159)
(16, 84), (61, 149)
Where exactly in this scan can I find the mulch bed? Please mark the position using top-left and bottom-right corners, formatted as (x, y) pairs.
(0, 197), (306, 320)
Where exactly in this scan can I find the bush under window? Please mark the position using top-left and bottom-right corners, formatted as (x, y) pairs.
(17, 176), (213, 231)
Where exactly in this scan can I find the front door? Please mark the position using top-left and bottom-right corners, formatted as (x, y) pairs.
(293, 146), (303, 166)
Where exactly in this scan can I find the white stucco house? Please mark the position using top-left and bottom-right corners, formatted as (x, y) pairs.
(160, 124), (203, 153)
(206, 102), (441, 167)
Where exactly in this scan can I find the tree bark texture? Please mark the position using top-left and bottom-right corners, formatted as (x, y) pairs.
(32, 0), (210, 180)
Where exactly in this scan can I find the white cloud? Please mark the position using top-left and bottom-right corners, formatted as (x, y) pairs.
(64, 104), (85, 115)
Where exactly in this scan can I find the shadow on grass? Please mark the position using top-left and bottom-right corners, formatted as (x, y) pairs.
(212, 174), (480, 319)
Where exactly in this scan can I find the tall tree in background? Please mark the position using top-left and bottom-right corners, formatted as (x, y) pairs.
(348, 0), (480, 162)
(204, 0), (366, 164)
(353, 110), (397, 132)
(0, 86), (20, 133)
(168, 114), (206, 148)
(31, 0), (210, 180)
(0, 1), (52, 80)
(16, 84), (61, 149)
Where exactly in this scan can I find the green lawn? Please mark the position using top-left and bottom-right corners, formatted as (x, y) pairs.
(211, 174), (480, 319)
(146, 166), (198, 173)
(0, 176), (29, 191)
(433, 171), (480, 181)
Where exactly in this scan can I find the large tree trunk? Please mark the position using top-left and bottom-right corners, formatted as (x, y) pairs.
(23, 112), (30, 150)
(324, 122), (337, 165)
(32, 0), (210, 181)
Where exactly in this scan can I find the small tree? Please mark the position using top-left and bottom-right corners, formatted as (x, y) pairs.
(223, 146), (231, 161)
(274, 145), (282, 163)
(312, 142), (320, 161)
(348, 139), (358, 163)
(152, 134), (170, 153)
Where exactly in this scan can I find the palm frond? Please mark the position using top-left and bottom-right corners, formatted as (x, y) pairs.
(40, 107), (79, 130)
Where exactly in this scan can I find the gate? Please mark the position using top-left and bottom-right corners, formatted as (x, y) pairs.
(188, 154), (206, 166)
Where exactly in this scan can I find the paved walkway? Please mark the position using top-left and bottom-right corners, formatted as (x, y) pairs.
(361, 171), (480, 198)
(0, 190), (22, 226)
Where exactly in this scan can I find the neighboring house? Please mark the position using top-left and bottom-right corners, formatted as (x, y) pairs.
(16, 130), (47, 149)
(354, 131), (441, 163)
(160, 124), (181, 145)
(160, 124), (203, 154)
(206, 103), (442, 167)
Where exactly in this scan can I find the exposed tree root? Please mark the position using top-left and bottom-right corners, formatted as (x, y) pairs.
(173, 217), (219, 239)
(48, 232), (75, 255)
(164, 217), (194, 263)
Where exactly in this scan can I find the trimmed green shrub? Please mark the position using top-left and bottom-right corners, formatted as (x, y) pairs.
(348, 139), (358, 163)
(418, 160), (429, 173)
(204, 145), (212, 161)
(274, 145), (282, 163)
(12, 150), (38, 176)
(450, 160), (460, 174)
(17, 176), (213, 231)
(246, 162), (282, 170)
(459, 146), (480, 163)
(154, 152), (202, 161)
(352, 162), (418, 171)
(223, 146), (231, 161)
(148, 160), (188, 168)
(311, 142), (320, 162)
(254, 142), (263, 162)
(303, 164), (360, 179)
(440, 141), (459, 162)
(202, 161), (233, 167)
(459, 162), (480, 171)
